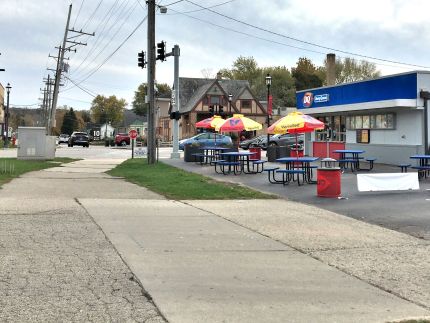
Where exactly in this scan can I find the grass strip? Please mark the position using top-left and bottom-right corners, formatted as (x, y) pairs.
(0, 158), (76, 187)
(108, 158), (276, 200)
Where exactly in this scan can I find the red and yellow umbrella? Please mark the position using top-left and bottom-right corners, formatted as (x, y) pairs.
(267, 111), (324, 134)
(215, 114), (262, 132)
(268, 111), (324, 157)
(195, 115), (225, 129)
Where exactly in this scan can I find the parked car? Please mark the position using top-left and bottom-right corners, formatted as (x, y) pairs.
(179, 133), (232, 150)
(268, 133), (304, 148)
(115, 133), (130, 146)
(58, 134), (70, 144)
(68, 132), (90, 147)
(249, 134), (304, 150)
(239, 135), (265, 150)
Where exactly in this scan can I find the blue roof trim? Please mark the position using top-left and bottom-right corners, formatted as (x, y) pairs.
(296, 73), (417, 109)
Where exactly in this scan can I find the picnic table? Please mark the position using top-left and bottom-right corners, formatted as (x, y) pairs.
(216, 151), (262, 175)
(333, 149), (365, 172)
(410, 155), (430, 179)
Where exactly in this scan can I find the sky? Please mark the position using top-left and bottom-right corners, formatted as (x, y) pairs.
(1, 0), (430, 110)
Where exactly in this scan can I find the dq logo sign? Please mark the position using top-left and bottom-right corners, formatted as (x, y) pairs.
(303, 92), (313, 108)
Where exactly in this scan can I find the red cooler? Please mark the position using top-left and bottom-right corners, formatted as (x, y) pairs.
(249, 147), (261, 160)
(317, 167), (341, 198)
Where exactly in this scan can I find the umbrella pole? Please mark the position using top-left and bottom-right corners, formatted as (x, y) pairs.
(295, 134), (299, 157)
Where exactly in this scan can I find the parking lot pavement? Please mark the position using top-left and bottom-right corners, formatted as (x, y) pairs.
(163, 156), (430, 240)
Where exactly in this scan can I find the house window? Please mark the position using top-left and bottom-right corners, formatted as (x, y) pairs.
(241, 100), (251, 109)
(210, 96), (220, 105)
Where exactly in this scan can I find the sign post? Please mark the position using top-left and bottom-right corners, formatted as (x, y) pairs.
(129, 129), (138, 158)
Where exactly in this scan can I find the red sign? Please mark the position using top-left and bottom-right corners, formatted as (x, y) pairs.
(268, 95), (273, 115)
(128, 129), (138, 139)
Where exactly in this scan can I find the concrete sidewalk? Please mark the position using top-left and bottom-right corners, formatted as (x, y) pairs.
(1, 158), (429, 322)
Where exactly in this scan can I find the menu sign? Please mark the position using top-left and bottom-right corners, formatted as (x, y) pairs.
(356, 129), (370, 144)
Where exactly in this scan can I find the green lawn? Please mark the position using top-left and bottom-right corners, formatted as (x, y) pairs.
(108, 158), (276, 200)
(0, 158), (76, 187)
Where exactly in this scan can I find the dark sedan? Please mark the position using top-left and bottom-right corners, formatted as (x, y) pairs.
(68, 132), (90, 147)
(239, 135), (265, 150)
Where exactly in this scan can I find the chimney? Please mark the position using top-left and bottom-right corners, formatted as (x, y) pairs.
(216, 71), (222, 80)
(326, 53), (336, 86)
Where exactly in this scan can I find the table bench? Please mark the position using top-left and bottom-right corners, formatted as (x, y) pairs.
(276, 169), (306, 186)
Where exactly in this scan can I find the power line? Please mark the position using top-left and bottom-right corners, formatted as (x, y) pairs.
(81, 0), (105, 30)
(72, 0), (139, 80)
(63, 75), (97, 97)
(184, 0), (430, 69)
(165, 0), (236, 14)
(72, 0), (85, 28)
(63, 15), (148, 92)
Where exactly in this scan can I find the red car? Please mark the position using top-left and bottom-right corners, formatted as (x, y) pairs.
(114, 133), (130, 146)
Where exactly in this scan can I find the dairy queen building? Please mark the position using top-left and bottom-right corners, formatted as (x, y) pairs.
(297, 71), (430, 165)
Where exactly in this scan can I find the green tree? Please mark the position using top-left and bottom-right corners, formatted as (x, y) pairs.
(132, 83), (172, 116)
(61, 108), (78, 134)
(220, 57), (296, 107)
(90, 95), (127, 126)
(291, 57), (324, 91)
(219, 56), (261, 88)
(331, 57), (381, 84)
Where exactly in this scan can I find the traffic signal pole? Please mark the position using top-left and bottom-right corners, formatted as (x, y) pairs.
(147, 0), (156, 164)
(171, 45), (180, 159)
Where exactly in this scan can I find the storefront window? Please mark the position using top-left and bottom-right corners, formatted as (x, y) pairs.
(346, 113), (395, 130)
(386, 114), (394, 128)
(362, 115), (370, 128)
(355, 116), (363, 129)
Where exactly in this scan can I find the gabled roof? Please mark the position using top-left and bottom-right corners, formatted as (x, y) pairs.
(179, 77), (250, 113)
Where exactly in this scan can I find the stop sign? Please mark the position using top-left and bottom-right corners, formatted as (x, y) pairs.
(129, 129), (138, 139)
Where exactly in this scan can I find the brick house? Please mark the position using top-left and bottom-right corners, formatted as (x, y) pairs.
(170, 76), (267, 139)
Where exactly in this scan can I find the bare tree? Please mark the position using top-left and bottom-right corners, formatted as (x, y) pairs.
(201, 68), (214, 79)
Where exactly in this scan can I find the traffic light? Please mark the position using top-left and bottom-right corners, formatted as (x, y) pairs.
(137, 51), (146, 68)
(209, 106), (214, 114)
(169, 111), (181, 120)
(219, 106), (224, 114)
(156, 41), (166, 61)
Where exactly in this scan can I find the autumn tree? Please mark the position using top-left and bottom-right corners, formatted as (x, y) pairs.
(132, 83), (172, 116)
(90, 95), (127, 127)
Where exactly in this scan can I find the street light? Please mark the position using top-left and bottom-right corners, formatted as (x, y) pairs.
(228, 93), (232, 114)
(4, 83), (11, 148)
(265, 74), (272, 145)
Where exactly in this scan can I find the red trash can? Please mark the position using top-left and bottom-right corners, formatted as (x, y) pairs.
(249, 147), (261, 160)
(317, 167), (341, 198)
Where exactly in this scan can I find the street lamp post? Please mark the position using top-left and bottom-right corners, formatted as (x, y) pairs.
(228, 93), (232, 114)
(265, 74), (272, 145)
(4, 83), (11, 148)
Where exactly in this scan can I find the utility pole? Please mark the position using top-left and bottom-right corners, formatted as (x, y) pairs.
(170, 45), (180, 159)
(147, 0), (156, 164)
(50, 4), (72, 135)
(50, 4), (94, 135)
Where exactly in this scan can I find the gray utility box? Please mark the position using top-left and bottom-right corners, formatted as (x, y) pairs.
(17, 127), (56, 160)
